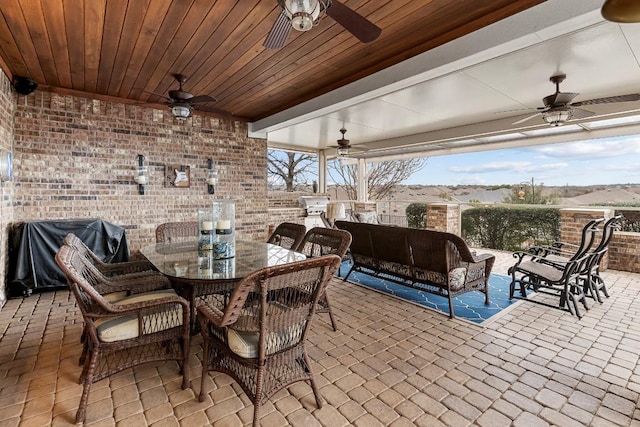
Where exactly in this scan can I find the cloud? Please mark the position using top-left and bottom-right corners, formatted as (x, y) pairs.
(449, 161), (567, 174)
(534, 137), (640, 159)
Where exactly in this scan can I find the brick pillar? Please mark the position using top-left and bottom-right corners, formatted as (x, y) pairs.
(559, 208), (614, 270)
(426, 203), (460, 234)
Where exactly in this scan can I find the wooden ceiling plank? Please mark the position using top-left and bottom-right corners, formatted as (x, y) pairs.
(41, 0), (73, 88)
(126, 0), (196, 100)
(138, 0), (222, 101)
(165, 2), (278, 103)
(62, 0), (85, 89)
(116, 0), (172, 98)
(84, 0), (106, 93)
(219, 0), (394, 114)
(0, 2), (47, 83)
(226, 0), (403, 116)
(107, 0), (152, 95)
(0, 11), (31, 79)
(194, 0), (361, 106)
(95, 0), (128, 95)
(19, 0), (61, 87)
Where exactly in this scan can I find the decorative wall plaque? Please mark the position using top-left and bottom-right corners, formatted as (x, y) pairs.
(166, 164), (190, 188)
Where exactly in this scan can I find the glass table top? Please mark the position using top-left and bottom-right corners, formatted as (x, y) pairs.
(140, 239), (307, 281)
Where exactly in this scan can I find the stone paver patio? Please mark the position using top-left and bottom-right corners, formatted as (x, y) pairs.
(1, 250), (639, 426)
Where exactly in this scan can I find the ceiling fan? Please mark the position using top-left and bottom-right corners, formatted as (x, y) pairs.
(264, 0), (382, 49)
(143, 74), (229, 120)
(512, 73), (640, 127)
(330, 127), (367, 157)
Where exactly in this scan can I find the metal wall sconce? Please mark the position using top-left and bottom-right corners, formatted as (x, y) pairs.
(206, 158), (218, 195)
(134, 154), (148, 195)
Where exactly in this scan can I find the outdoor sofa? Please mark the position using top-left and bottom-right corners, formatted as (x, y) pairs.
(334, 220), (495, 318)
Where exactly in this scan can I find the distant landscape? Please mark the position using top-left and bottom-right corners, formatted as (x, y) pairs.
(323, 184), (640, 207)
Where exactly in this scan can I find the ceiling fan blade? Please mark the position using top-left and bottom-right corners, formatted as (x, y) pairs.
(543, 92), (579, 107)
(189, 94), (217, 103)
(571, 108), (596, 120)
(326, 1), (381, 43)
(512, 112), (542, 125)
(572, 93), (640, 106)
(264, 11), (291, 49)
(140, 89), (171, 101)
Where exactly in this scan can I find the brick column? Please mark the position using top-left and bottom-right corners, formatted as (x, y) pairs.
(426, 203), (460, 234)
(559, 208), (614, 270)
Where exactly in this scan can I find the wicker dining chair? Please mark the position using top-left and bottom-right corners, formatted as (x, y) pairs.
(197, 254), (342, 427)
(295, 227), (352, 331)
(56, 245), (190, 423)
(266, 222), (306, 250)
(64, 233), (156, 279)
(155, 221), (199, 243)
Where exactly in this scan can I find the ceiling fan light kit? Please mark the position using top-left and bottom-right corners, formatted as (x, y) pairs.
(285, 0), (322, 31)
(172, 104), (192, 120)
(542, 109), (572, 127)
(602, 0), (640, 23)
(264, 0), (381, 49)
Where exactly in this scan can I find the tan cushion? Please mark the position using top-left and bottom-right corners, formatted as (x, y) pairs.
(227, 302), (304, 358)
(103, 291), (128, 303)
(449, 267), (467, 291)
(95, 289), (182, 343)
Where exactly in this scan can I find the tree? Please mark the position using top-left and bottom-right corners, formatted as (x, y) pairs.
(267, 150), (317, 191)
(328, 158), (427, 200)
(503, 183), (560, 205)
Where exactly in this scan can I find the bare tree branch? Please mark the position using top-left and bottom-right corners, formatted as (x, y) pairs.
(268, 150), (317, 191)
(328, 158), (427, 200)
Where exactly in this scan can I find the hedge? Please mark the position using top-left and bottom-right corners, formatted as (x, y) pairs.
(461, 206), (560, 251)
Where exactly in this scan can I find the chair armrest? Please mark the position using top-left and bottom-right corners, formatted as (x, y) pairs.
(107, 293), (188, 314)
(99, 260), (156, 276)
(197, 303), (227, 328)
(93, 274), (172, 296)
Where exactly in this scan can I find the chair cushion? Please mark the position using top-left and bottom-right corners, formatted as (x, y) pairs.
(356, 211), (379, 224)
(449, 267), (468, 291)
(227, 302), (304, 358)
(95, 289), (182, 343)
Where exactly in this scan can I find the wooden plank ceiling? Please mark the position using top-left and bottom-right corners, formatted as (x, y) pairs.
(0, 0), (544, 121)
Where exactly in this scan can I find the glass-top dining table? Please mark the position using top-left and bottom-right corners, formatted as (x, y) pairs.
(140, 239), (307, 332)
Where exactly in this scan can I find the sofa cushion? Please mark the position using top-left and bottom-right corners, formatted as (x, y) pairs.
(449, 267), (467, 291)
(95, 289), (183, 343)
(356, 211), (379, 224)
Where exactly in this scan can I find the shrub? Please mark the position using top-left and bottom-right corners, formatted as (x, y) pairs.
(406, 203), (428, 228)
(461, 206), (560, 251)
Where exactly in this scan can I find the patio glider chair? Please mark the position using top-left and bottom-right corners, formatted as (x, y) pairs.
(56, 245), (190, 423)
(508, 219), (602, 318)
(156, 221), (199, 243)
(197, 254), (342, 427)
(578, 216), (622, 303)
(295, 227), (352, 331)
(266, 222), (306, 250)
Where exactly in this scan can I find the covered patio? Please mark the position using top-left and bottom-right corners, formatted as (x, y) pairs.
(1, 251), (639, 426)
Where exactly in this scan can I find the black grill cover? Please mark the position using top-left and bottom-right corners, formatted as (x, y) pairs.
(8, 219), (129, 297)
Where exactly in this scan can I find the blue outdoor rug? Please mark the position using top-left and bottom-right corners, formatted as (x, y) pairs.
(337, 261), (517, 324)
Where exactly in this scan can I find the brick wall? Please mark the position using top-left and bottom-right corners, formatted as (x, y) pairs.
(0, 71), (15, 305)
(609, 232), (640, 272)
(1, 87), (268, 304)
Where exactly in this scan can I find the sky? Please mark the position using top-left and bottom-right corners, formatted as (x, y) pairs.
(403, 135), (640, 187)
